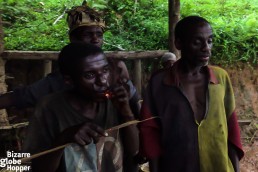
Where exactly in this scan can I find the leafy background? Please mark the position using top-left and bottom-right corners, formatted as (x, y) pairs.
(0, 0), (257, 64)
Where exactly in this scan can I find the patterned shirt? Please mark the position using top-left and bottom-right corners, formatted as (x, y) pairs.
(23, 91), (124, 172)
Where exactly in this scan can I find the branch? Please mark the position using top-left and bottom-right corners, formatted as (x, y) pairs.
(53, 9), (67, 25)
(103, 41), (125, 51)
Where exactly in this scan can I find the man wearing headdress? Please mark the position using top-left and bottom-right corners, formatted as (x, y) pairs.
(67, 1), (106, 48)
(0, 1), (140, 116)
(0, 2), (140, 171)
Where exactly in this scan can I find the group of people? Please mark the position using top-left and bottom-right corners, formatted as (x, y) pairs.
(0, 2), (244, 172)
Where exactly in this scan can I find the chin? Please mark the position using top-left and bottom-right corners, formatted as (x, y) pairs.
(197, 60), (209, 66)
(202, 61), (209, 66)
(94, 95), (107, 102)
(95, 98), (107, 102)
(94, 43), (102, 48)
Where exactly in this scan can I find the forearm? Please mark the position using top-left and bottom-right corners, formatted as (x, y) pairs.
(122, 123), (139, 156)
(129, 92), (141, 118)
(149, 158), (160, 172)
(121, 108), (139, 156)
(228, 143), (240, 172)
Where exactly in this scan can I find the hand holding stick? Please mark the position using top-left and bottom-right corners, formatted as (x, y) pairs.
(20, 116), (158, 163)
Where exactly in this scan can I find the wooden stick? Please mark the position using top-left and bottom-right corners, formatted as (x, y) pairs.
(106, 116), (158, 132)
(20, 143), (70, 163)
(20, 116), (158, 163)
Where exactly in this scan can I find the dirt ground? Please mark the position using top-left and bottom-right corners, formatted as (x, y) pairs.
(240, 140), (258, 172)
(229, 63), (258, 172)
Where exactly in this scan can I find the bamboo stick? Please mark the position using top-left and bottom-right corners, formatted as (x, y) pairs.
(20, 116), (158, 163)
(20, 143), (70, 163)
(106, 116), (157, 132)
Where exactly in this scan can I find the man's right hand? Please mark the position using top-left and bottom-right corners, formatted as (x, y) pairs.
(59, 122), (107, 146)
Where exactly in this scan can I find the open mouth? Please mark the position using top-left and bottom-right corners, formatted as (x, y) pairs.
(94, 87), (111, 99)
(199, 56), (209, 61)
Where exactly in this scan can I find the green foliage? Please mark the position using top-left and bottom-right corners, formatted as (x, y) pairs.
(0, 0), (257, 64)
(103, 0), (168, 51)
(1, 0), (78, 50)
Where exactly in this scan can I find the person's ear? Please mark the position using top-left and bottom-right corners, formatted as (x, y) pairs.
(63, 75), (73, 86)
(68, 35), (72, 42)
(69, 34), (76, 43)
(175, 38), (182, 50)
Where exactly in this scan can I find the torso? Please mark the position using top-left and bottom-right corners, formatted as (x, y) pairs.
(60, 92), (123, 171)
(65, 90), (98, 119)
(148, 65), (235, 171)
(180, 72), (208, 123)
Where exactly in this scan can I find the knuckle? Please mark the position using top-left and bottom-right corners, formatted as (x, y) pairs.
(74, 135), (80, 142)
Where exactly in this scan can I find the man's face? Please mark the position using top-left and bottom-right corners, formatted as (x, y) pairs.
(179, 23), (213, 66)
(163, 60), (176, 68)
(73, 53), (110, 101)
(70, 26), (104, 48)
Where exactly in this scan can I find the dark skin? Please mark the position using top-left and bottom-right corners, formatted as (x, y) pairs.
(0, 25), (132, 109)
(32, 53), (139, 172)
(69, 26), (104, 48)
(69, 26), (130, 80)
(150, 23), (239, 172)
(176, 23), (212, 123)
(162, 60), (176, 69)
(0, 24), (139, 172)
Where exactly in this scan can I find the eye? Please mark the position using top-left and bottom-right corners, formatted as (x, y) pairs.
(103, 66), (109, 73)
(83, 72), (95, 79)
(207, 38), (213, 44)
(81, 33), (91, 37)
(192, 39), (201, 45)
(96, 32), (103, 38)
(77, 31), (91, 37)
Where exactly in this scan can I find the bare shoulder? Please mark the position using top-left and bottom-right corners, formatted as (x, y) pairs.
(117, 60), (130, 79)
(117, 60), (127, 69)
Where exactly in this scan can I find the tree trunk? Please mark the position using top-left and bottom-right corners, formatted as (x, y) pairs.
(168, 0), (180, 58)
(0, 13), (9, 126)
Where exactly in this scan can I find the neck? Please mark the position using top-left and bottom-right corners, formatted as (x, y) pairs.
(75, 89), (92, 101)
(179, 58), (206, 76)
(66, 90), (98, 119)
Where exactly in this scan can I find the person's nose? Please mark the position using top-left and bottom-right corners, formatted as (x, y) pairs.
(201, 42), (211, 52)
(91, 33), (99, 43)
(96, 74), (108, 86)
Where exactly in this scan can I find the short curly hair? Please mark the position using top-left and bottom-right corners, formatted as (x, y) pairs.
(58, 42), (104, 76)
(175, 16), (210, 41)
